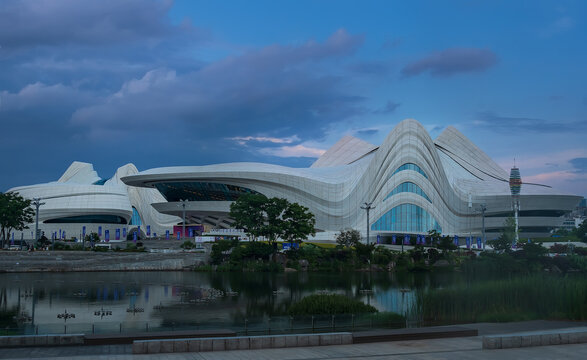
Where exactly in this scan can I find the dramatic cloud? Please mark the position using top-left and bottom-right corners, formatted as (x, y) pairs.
(473, 111), (586, 133)
(0, 0), (191, 50)
(401, 48), (497, 77)
(570, 158), (587, 174)
(374, 100), (400, 114)
(355, 129), (379, 137)
(71, 29), (366, 141)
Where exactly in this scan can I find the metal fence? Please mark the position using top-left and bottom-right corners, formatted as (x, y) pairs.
(1, 313), (407, 336)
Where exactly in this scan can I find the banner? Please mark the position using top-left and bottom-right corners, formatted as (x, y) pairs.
(404, 234), (410, 245)
(105, 230), (110, 242)
(477, 237), (482, 249)
(392, 234), (396, 245)
(62, 231), (66, 239)
(166, 230), (170, 240)
(123, 228), (127, 238)
(189, 229), (193, 237)
(177, 232), (180, 240)
(98, 226), (102, 237)
(454, 235), (459, 246)
(133, 231), (137, 242)
(466, 237), (471, 249)
(11, 233), (14, 245)
(146, 225), (150, 236)
(376, 234), (380, 244)
(82, 226), (86, 239)
(115, 228), (120, 240)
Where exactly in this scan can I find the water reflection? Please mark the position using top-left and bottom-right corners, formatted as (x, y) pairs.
(0, 271), (463, 333)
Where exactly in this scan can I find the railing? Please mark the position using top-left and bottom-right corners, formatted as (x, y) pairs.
(0, 313), (407, 336)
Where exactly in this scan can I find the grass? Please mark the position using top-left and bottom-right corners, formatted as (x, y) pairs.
(288, 294), (378, 316)
(413, 274), (587, 324)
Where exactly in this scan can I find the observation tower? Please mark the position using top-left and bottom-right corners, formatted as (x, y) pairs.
(509, 165), (522, 243)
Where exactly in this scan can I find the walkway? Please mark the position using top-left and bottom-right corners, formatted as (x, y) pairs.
(1, 320), (586, 359)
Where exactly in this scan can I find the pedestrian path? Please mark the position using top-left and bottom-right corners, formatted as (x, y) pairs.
(1, 320), (586, 359)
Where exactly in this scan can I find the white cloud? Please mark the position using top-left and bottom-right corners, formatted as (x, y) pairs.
(228, 135), (300, 145)
(259, 144), (326, 158)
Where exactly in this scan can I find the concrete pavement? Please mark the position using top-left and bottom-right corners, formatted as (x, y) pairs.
(1, 320), (587, 359)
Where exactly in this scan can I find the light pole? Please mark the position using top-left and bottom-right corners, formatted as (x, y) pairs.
(179, 199), (188, 240)
(32, 198), (45, 244)
(361, 202), (375, 245)
(477, 204), (487, 249)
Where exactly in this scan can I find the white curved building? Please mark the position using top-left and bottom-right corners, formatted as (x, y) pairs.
(8, 162), (179, 241)
(121, 119), (582, 241)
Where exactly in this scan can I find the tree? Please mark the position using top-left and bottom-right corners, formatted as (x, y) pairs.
(282, 202), (316, 244)
(0, 192), (35, 248)
(436, 235), (457, 253)
(575, 219), (587, 243)
(336, 229), (361, 248)
(489, 217), (516, 253)
(229, 194), (268, 241)
(261, 197), (289, 247)
(230, 195), (316, 248)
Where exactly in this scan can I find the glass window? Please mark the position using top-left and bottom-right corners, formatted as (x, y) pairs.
(384, 182), (431, 202)
(44, 215), (127, 224)
(371, 204), (442, 233)
(391, 163), (428, 179)
(153, 182), (261, 202)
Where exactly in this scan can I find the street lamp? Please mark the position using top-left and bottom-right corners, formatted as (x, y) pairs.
(361, 202), (375, 245)
(179, 199), (189, 240)
(31, 198), (45, 244)
(477, 203), (487, 250)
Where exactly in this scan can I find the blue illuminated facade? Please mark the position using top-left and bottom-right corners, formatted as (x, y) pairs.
(384, 182), (431, 202)
(371, 203), (442, 233)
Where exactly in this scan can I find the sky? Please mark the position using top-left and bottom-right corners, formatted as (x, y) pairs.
(0, 0), (586, 197)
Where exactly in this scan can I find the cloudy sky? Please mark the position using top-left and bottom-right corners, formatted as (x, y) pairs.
(1, 0), (586, 197)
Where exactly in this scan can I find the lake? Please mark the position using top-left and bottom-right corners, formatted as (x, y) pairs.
(1, 271), (465, 335)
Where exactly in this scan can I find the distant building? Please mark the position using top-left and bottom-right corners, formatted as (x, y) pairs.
(7, 162), (179, 241)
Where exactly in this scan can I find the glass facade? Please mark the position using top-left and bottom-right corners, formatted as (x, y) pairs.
(486, 210), (567, 218)
(44, 215), (127, 224)
(371, 203), (442, 233)
(384, 182), (431, 202)
(392, 163), (428, 179)
(154, 182), (260, 202)
(130, 207), (142, 226)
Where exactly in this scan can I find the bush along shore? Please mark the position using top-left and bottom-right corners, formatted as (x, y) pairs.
(195, 236), (587, 275)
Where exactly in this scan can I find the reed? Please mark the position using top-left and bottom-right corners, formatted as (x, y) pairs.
(414, 275), (587, 323)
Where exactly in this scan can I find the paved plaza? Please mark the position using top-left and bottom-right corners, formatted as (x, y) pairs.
(1, 321), (587, 360)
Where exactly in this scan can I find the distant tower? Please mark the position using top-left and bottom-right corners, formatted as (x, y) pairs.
(509, 165), (522, 243)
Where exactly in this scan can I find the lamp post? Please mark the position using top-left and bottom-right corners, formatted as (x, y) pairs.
(179, 199), (188, 240)
(361, 202), (375, 245)
(477, 204), (487, 249)
(31, 198), (45, 244)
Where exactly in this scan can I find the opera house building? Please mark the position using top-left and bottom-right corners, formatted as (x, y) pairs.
(8, 119), (582, 243)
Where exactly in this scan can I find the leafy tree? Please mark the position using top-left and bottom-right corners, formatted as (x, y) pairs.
(261, 197), (288, 247)
(282, 202), (316, 244)
(336, 229), (361, 248)
(229, 194), (268, 241)
(575, 219), (587, 242)
(230, 194), (316, 248)
(489, 217), (516, 253)
(436, 235), (457, 253)
(0, 192), (34, 248)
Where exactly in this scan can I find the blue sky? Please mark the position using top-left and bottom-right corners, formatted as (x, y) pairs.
(1, 0), (586, 197)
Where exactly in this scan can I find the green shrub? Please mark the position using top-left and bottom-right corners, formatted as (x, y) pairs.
(288, 294), (378, 316)
(180, 240), (196, 249)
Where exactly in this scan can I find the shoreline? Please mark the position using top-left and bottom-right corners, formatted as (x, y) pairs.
(0, 250), (208, 273)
